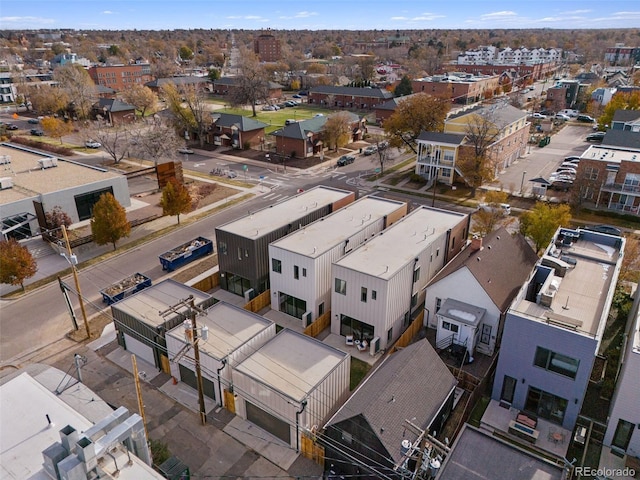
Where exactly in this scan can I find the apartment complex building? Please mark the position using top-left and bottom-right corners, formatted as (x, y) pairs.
(88, 63), (153, 91)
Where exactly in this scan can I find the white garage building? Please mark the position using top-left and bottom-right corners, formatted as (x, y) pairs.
(232, 329), (350, 450)
(165, 301), (276, 406)
(268, 195), (407, 324)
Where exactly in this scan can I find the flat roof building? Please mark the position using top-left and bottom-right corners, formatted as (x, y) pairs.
(0, 143), (130, 239)
(269, 196), (407, 324)
(216, 186), (355, 298)
(331, 206), (470, 351)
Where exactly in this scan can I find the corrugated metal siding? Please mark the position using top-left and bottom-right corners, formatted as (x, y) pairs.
(305, 354), (351, 430)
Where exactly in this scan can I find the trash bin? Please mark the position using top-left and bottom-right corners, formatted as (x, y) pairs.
(359, 148), (362, 154)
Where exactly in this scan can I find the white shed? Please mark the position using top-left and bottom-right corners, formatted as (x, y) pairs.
(165, 301), (276, 407)
(331, 206), (469, 351)
(435, 298), (486, 359)
(232, 329), (350, 450)
(268, 195), (406, 324)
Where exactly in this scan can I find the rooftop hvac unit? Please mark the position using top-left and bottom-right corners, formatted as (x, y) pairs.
(301, 311), (312, 328)
(0, 177), (12, 190)
(38, 157), (58, 169)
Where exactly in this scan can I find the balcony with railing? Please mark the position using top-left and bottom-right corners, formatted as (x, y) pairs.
(416, 155), (455, 167)
(600, 182), (640, 196)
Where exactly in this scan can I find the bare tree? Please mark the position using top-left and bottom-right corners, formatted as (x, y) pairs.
(368, 134), (393, 174)
(229, 48), (270, 117)
(54, 64), (97, 120)
(456, 108), (502, 197)
(86, 120), (132, 165)
(162, 82), (212, 147)
(130, 117), (183, 165)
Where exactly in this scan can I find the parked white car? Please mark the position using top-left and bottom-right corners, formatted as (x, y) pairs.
(85, 140), (101, 148)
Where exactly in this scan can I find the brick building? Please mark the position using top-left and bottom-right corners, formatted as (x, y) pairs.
(409, 73), (500, 105)
(254, 31), (281, 62)
(88, 63), (153, 92)
(308, 86), (392, 110)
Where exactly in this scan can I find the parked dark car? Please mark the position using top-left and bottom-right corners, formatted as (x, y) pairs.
(27, 118), (40, 124)
(337, 155), (355, 166)
(576, 115), (595, 123)
(586, 132), (605, 142)
(363, 145), (378, 155)
(583, 225), (622, 236)
(30, 129), (44, 136)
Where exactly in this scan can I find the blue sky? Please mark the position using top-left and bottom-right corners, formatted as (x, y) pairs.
(2, 0), (639, 30)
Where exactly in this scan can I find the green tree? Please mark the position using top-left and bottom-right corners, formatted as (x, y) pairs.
(598, 91), (640, 129)
(519, 202), (572, 254)
(160, 179), (192, 224)
(179, 46), (194, 61)
(0, 239), (37, 291)
(208, 67), (221, 81)
(394, 75), (413, 97)
(472, 191), (514, 236)
(90, 193), (130, 250)
(383, 93), (450, 153)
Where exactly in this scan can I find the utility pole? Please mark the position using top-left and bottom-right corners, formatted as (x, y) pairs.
(132, 354), (149, 441)
(159, 295), (207, 425)
(61, 225), (90, 338)
(189, 297), (207, 426)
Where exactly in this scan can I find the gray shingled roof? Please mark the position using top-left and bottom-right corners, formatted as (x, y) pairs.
(428, 228), (538, 312)
(448, 102), (526, 129)
(97, 98), (135, 112)
(310, 85), (393, 100)
(212, 113), (267, 131)
(376, 94), (414, 111)
(417, 131), (466, 145)
(611, 110), (640, 124)
(601, 130), (640, 150)
(325, 339), (456, 463)
(271, 116), (327, 139)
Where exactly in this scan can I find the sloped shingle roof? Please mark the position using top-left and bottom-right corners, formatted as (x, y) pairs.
(213, 113), (267, 131)
(97, 98), (135, 112)
(417, 131), (466, 145)
(428, 228), (538, 312)
(448, 102), (526, 129)
(271, 116), (327, 140)
(326, 339), (456, 463)
(601, 130), (640, 150)
(145, 76), (210, 88)
(213, 77), (283, 89)
(310, 85), (393, 100)
(611, 110), (640, 124)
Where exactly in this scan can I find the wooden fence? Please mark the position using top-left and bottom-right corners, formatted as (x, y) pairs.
(300, 433), (325, 466)
(244, 289), (271, 313)
(191, 271), (220, 292)
(303, 310), (331, 338)
(388, 310), (425, 354)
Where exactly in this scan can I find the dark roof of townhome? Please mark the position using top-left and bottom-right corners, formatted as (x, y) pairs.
(271, 116), (327, 139)
(95, 85), (116, 94)
(437, 425), (564, 480)
(428, 228), (538, 313)
(417, 131), (466, 145)
(601, 130), (640, 150)
(376, 94), (415, 111)
(214, 77), (283, 89)
(212, 113), (267, 131)
(97, 98), (135, 112)
(145, 76), (210, 88)
(611, 110), (640, 124)
(310, 85), (393, 100)
(325, 339), (456, 463)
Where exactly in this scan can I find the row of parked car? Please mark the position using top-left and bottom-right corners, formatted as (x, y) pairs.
(262, 100), (300, 111)
(549, 156), (580, 190)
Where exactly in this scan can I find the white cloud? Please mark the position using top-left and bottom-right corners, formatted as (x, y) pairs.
(295, 11), (318, 18)
(0, 15), (55, 25)
(390, 16), (408, 21)
(102, 10), (115, 15)
(561, 9), (591, 15)
(480, 11), (518, 19)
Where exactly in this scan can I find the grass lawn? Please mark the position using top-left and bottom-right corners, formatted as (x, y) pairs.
(209, 103), (334, 134)
(350, 357), (372, 391)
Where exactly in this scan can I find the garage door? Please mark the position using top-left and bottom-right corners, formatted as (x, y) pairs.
(178, 364), (216, 400)
(245, 401), (291, 445)
(123, 333), (155, 367)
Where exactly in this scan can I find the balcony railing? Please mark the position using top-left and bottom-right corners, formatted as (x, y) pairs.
(601, 182), (640, 195)
(416, 156), (454, 166)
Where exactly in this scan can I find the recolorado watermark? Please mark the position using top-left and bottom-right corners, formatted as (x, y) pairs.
(574, 466), (636, 477)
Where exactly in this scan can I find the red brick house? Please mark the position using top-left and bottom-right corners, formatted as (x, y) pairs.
(209, 113), (268, 149)
(373, 94), (415, 125)
(308, 86), (392, 110)
(271, 112), (365, 158)
(408, 73), (500, 105)
(212, 77), (283, 99)
(92, 98), (136, 125)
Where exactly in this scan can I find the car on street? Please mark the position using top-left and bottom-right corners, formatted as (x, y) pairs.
(292, 94), (302, 99)
(337, 155), (355, 166)
(577, 115), (595, 123)
(6, 124), (18, 130)
(363, 145), (378, 155)
(262, 105), (276, 111)
(586, 131), (605, 142)
(27, 118), (39, 124)
(478, 203), (511, 215)
(30, 129), (44, 136)
(85, 140), (102, 148)
(178, 147), (194, 154)
(530, 113), (547, 119)
(583, 224), (622, 236)
(555, 113), (571, 121)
